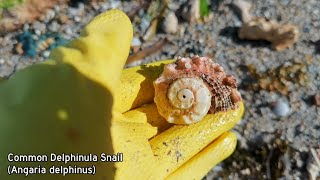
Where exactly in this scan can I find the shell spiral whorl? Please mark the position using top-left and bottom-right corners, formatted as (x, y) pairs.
(154, 56), (242, 125)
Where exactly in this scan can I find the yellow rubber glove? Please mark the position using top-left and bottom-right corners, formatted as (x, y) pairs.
(0, 9), (244, 180)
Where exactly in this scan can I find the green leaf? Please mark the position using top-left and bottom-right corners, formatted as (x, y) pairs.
(0, 0), (25, 9)
(200, 0), (209, 17)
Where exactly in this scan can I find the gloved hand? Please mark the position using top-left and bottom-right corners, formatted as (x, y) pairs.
(0, 9), (244, 180)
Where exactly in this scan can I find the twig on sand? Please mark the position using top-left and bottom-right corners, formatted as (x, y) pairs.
(266, 149), (273, 180)
(307, 148), (320, 180)
(126, 38), (169, 65)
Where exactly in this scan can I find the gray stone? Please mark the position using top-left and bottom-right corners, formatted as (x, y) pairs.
(65, 28), (73, 35)
(32, 21), (46, 34)
(48, 21), (60, 32)
(46, 9), (56, 21)
(272, 100), (291, 117)
(74, 16), (81, 22)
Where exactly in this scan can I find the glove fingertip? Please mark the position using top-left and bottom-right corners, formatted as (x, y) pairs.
(166, 132), (237, 180)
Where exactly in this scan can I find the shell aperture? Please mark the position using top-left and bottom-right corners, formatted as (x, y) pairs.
(153, 56), (242, 125)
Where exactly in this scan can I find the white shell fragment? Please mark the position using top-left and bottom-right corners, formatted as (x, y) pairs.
(154, 56), (242, 125)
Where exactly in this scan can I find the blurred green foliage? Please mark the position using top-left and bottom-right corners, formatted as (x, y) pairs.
(200, 0), (209, 17)
(0, 0), (25, 9)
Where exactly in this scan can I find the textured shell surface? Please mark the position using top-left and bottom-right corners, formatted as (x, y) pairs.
(153, 56), (242, 125)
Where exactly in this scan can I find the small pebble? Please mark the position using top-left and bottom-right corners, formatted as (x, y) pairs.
(91, 3), (100, 11)
(74, 16), (81, 22)
(296, 157), (303, 168)
(212, 165), (223, 172)
(54, 5), (60, 13)
(100, 3), (109, 11)
(42, 51), (50, 58)
(15, 43), (24, 55)
(140, 17), (150, 32)
(48, 21), (60, 32)
(68, 8), (78, 17)
(46, 9), (56, 21)
(65, 28), (73, 35)
(162, 11), (178, 34)
(77, 3), (85, 12)
(32, 21), (46, 33)
(181, 0), (200, 22)
(263, 10), (271, 19)
(138, 9), (144, 17)
(314, 93), (320, 106)
(23, 24), (30, 31)
(131, 37), (141, 47)
(240, 168), (251, 175)
(272, 100), (291, 117)
(6, 60), (15, 67)
(312, 9), (320, 16)
(111, 1), (121, 9)
(234, 18), (242, 27)
(58, 15), (69, 24)
(32, 35), (39, 41)
(35, 29), (42, 36)
(303, 25), (311, 33)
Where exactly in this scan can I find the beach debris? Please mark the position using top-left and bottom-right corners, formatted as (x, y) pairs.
(142, 0), (168, 41)
(0, 0), (66, 33)
(37, 38), (55, 51)
(154, 56), (242, 124)
(126, 38), (169, 65)
(247, 62), (309, 95)
(232, 0), (299, 51)
(143, 19), (159, 41)
(15, 31), (68, 58)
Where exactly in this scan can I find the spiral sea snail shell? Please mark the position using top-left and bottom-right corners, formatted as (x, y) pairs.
(153, 56), (242, 125)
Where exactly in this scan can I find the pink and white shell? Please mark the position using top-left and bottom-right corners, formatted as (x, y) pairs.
(153, 56), (242, 125)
